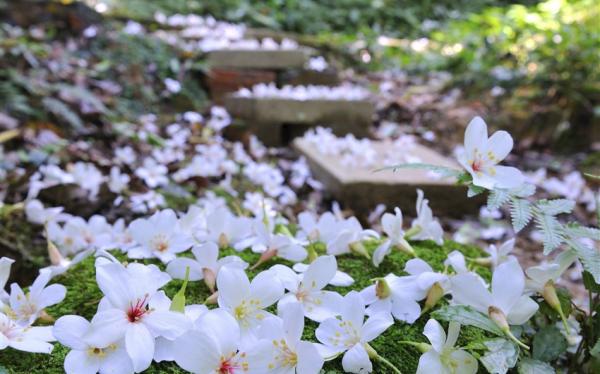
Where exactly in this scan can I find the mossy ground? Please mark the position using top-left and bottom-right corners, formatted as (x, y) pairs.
(0, 239), (490, 373)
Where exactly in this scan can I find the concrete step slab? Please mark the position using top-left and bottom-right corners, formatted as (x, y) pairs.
(293, 137), (481, 216)
(224, 96), (374, 145)
(206, 49), (307, 69)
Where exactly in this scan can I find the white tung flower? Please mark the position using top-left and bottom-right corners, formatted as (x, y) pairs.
(85, 262), (191, 372)
(275, 255), (343, 322)
(410, 189), (444, 245)
(9, 269), (66, 325)
(53, 315), (133, 374)
(173, 308), (271, 374)
(417, 319), (478, 374)
(0, 312), (54, 354)
(315, 291), (393, 373)
(128, 209), (194, 263)
(217, 267), (284, 342)
(456, 117), (524, 190)
(259, 302), (324, 374)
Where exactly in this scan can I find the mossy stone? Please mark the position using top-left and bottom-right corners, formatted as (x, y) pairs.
(0, 239), (490, 373)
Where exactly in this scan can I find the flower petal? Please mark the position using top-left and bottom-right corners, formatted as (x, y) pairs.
(217, 266), (250, 309)
(507, 295), (539, 325)
(450, 273), (492, 314)
(64, 349), (101, 374)
(143, 310), (191, 339)
(250, 269), (284, 308)
(486, 130), (513, 163)
(296, 341), (325, 374)
(342, 344), (372, 374)
(492, 258), (524, 314)
(125, 323), (154, 372)
(301, 255), (337, 292)
(53, 315), (90, 350)
(173, 330), (220, 373)
(423, 319), (446, 352)
(464, 117), (488, 154)
(166, 258), (203, 281)
(361, 316), (393, 343)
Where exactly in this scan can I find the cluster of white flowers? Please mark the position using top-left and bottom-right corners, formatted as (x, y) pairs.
(10, 188), (575, 373)
(0, 258), (65, 355)
(2, 114), (596, 373)
(302, 127), (424, 168)
(235, 83), (371, 101)
(199, 37), (299, 52)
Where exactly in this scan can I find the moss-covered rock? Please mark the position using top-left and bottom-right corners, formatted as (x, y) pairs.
(0, 239), (490, 374)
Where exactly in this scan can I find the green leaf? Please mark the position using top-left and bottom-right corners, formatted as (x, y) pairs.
(590, 338), (600, 358)
(170, 267), (190, 313)
(532, 325), (567, 362)
(431, 305), (504, 336)
(480, 338), (520, 374)
(468, 184), (486, 197)
(583, 271), (600, 293)
(518, 358), (555, 374)
(510, 197), (533, 232)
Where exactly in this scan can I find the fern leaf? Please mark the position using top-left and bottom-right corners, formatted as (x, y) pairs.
(488, 189), (511, 210)
(566, 239), (600, 283)
(563, 224), (600, 241)
(536, 199), (576, 216)
(510, 197), (533, 232)
(375, 163), (465, 179)
(42, 97), (84, 130)
(534, 211), (564, 254)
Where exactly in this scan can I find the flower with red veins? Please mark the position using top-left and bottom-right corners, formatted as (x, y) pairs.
(457, 117), (524, 190)
(173, 309), (271, 374)
(84, 262), (191, 372)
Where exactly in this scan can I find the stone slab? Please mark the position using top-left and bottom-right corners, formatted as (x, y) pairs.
(278, 69), (340, 87)
(206, 68), (277, 103)
(206, 49), (307, 69)
(293, 138), (481, 216)
(224, 96), (373, 145)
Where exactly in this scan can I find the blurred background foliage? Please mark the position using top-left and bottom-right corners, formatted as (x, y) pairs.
(0, 0), (598, 150)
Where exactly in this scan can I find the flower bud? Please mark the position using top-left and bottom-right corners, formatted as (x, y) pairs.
(488, 306), (509, 332)
(307, 246), (318, 263)
(204, 291), (219, 305)
(375, 278), (391, 300)
(424, 282), (444, 312)
(203, 268), (216, 293)
(349, 242), (370, 260)
(251, 248), (278, 270)
(543, 280), (570, 334)
(542, 280), (561, 311)
(397, 238), (416, 257)
(47, 238), (64, 266)
(473, 257), (492, 267)
(218, 233), (229, 249)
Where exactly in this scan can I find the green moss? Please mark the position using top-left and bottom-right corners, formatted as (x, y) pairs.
(0, 239), (489, 373)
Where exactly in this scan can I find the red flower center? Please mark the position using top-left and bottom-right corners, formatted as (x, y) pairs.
(127, 295), (149, 323)
(218, 359), (240, 374)
(471, 159), (483, 172)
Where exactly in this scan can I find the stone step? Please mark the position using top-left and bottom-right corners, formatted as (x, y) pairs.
(223, 96), (374, 146)
(206, 49), (308, 69)
(293, 136), (481, 216)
